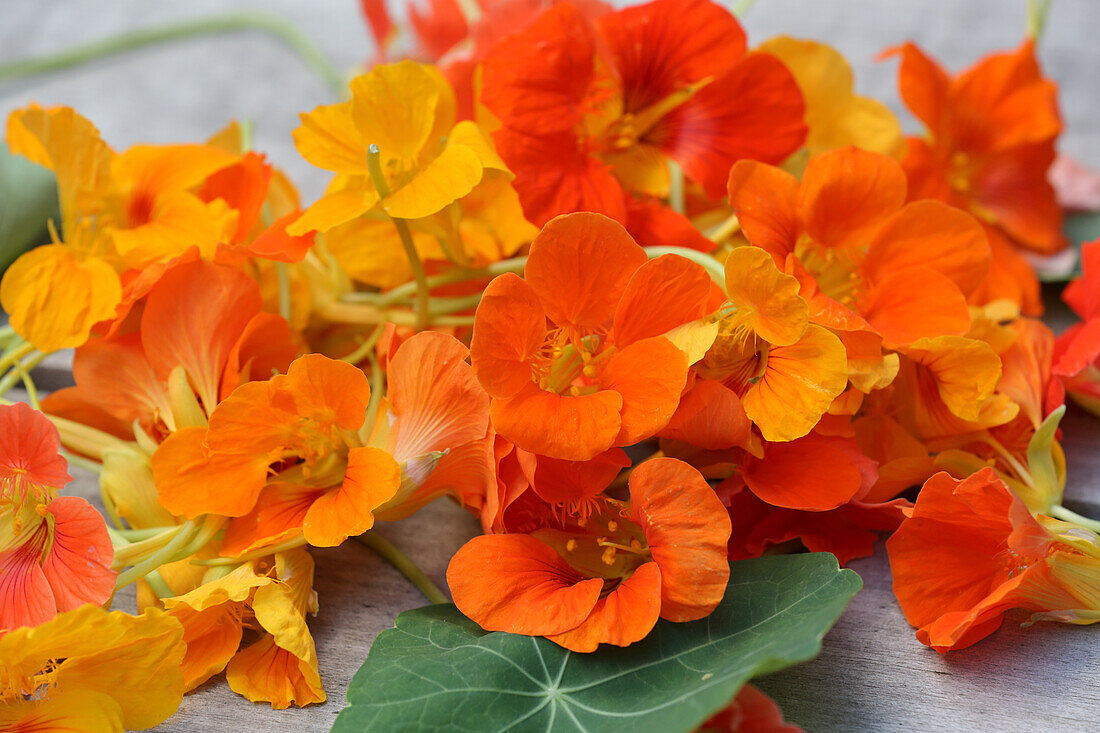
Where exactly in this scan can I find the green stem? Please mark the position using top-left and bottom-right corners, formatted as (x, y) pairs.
(115, 520), (196, 589)
(356, 531), (448, 604)
(341, 322), (387, 365)
(1050, 504), (1100, 533)
(733, 0), (760, 16)
(367, 144), (431, 330)
(191, 534), (308, 565)
(1026, 0), (1053, 39)
(0, 11), (344, 94)
(375, 256), (527, 306)
(0, 350), (46, 401)
(643, 246), (726, 286)
(668, 159), (685, 216)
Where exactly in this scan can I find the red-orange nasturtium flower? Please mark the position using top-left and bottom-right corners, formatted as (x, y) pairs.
(153, 353), (400, 548)
(448, 458), (731, 652)
(727, 145), (991, 354)
(470, 212), (717, 461)
(0, 605), (186, 730)
(0, 403), (115, 633)
(884, 40), (1065, 256)
(1054, 239), (1100, 416)
(698, 684), (802, 733)
(888, 468), (1100, 652)
(479, 0), (806, 232)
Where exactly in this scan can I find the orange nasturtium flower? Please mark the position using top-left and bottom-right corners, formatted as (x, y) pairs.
(479, 0), (807, 228)
(2, 105), (238, 352)
(448, 458), (731, 652)
(470, 212), (717, 461)
(888, 468), (1100, 652)
(884, 40), (1066, 256)
(727, 146), (991, 354)
(0, 605), (186, 730)
(698, 684), (802, 733)
(288, 59), (508, 236)
(0, 403), (115, 633)
(694, 245), (848, 442)
(1054, 239), (1100, 416)
(152, 354), (400, 548)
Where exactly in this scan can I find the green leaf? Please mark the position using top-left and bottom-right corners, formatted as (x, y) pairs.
(0, 143), (58, 274)
(333, 553), (861, 733)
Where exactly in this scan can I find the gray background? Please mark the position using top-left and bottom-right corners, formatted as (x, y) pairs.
(3, 2), (1100, 731)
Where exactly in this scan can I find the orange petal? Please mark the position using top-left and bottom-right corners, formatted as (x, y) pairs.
(225, 633), (325, 709)
(798, 146), (907, 251)
(612, 254), (714, 348)
(72, 333), (171, 428)
(41, 496), (115, 612)
(168, 603), (243, 690)
(470, 273), (546, 399)
(546, 562), (662, 652)
(490, 383), (622, 461)
(599, 337), (689, 446)
(447, 533), (602, 635)
(858, 268), (970, 349)
(862, 200), (990, 295)
(387, 332), (489, 460)
(727, 160), (801, 260)
(528, 448), (630, 508)
(0, 402), (71, 491)
(0, 537), (55, 632)
(724, 246), (808, 347)
(302, 447), (401, 547)
(525, 212), (648, 332)
(140, 259), (262, 413)
(152, 426), (270, 518)
(220, 482), (321, 557)
(628, 458), (730, 621)
(270, 354), (371, 432)
(742, 434), (864, 511)
(661, 51), (807, 200)
(884, 43), (950, 134)
(659, 378), (750, 450)
(743, 324), (848, 442)
(219, 312), (297, 402)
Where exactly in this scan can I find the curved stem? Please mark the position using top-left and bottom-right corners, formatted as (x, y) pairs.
(1050, 504), (1100, 534)
(115, 520), (196, 588)
(1026, 0), (1053, 39)
(191, 534), (308, 566)
(367, 144), (431, 330)
(356, 531), (448, 604)
(0, 11), (344, 94)
(375, 256), (527, 307)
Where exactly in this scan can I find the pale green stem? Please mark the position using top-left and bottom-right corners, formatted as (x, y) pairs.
(1026, 0), (1053, 39)
(115, 520), (196, 589)
(62, 450), (104, 475)
(733, 0), (760, 16)
(1050, 504), (1100, 534)
(143, 569), (175, 599)
(668, 159), (685, 215)
(0, 11), (344, 94)
(356, 531), (448, 604)
(644, 246), (726, 285)
(981, 432), (1034, 488)
(367, 144), (431, 330)
(341, 322), (387, 365)
(361, 349), (386, 445)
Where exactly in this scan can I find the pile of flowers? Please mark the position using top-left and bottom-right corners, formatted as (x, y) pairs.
(2, 0), (1099, 728)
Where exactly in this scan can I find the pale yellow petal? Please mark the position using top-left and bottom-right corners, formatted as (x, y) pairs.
(383, 142), (483, 219)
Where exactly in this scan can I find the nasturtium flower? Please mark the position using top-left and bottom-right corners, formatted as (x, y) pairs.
(448, 458), (730, 652)
(1054, 239), (1100, 416)
(0, 403), (115, 634)
(696, 245), (848, 442)
(698, 684), (802, 733)
(884, 40), (1066, 256)
(470, 212), (717, 461)
(479, 0), (806, 227)
(757, 36), (903, 160)
(728, 146), (991, 350)
(154, 353), (400, 548)
(289, 60), (508, 235)
(0, 605), (186, 730)
(888, 468), (1100, 652)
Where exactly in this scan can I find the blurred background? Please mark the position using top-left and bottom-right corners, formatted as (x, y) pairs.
(3, 0), (1098, 205)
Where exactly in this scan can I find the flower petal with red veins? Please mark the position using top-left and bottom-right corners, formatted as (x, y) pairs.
(40, 496), (115, 612)
(302, 447), (401, 547)
(0, 402), (72, 490)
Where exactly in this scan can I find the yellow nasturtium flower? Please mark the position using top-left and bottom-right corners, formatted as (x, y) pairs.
(758, 36), (904, 159)
(288, 60), (510, 235)
(0, 605), (186, 732)
(2, 105), (238, 353)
